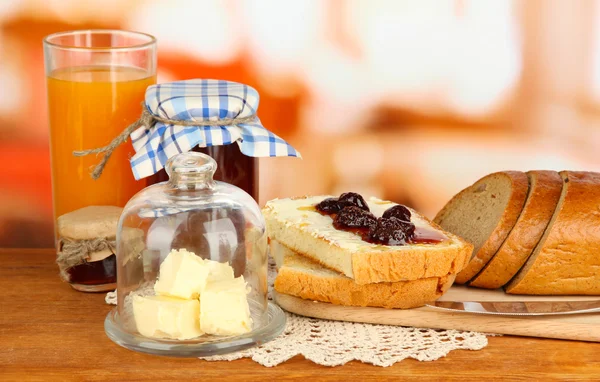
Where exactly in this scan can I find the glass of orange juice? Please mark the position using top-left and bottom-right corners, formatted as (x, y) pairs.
(43, 30), (157, 292)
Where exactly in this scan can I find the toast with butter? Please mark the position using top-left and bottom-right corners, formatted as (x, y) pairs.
(263, 195), (473, 285)
(272, 240), (456, 309)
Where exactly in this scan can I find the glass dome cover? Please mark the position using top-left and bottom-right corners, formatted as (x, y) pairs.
(104, 152), (285, 357)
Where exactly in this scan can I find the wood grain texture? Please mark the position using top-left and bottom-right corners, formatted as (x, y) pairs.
(1, 249), (600, 381)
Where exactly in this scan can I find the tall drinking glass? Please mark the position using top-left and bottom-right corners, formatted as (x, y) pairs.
(43, 30), (157, 292)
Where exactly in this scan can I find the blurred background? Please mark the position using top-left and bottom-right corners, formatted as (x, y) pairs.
(1, 0), (599, 248)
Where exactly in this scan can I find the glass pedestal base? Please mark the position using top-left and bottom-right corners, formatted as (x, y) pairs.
(104, 301), (286, 357)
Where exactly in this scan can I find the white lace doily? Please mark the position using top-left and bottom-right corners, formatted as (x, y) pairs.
(105, 262), (488, 367)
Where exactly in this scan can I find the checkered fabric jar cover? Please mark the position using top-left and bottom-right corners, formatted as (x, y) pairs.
(129, 79), (300, 180)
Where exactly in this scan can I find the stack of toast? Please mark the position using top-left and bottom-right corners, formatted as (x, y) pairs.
(263, 195), (473, 309)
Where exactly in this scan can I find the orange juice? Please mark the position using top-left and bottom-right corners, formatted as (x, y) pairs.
(47, 66), (156, 220)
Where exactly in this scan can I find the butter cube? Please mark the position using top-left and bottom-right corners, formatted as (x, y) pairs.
(132, 295), (203, 340)
(205, 260), (235, 284)
(154, 249), (209, 299)
(200, 276), (253, 336)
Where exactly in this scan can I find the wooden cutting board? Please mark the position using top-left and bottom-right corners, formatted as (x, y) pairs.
(273, 286), (600, 342)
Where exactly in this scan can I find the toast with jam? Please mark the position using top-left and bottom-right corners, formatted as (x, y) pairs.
(271, 239), (457, 309)
(263, 193), (473, 285)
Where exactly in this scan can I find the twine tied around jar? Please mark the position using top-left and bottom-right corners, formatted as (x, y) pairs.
(56, 237), (116, 281)
(73, 102), (257, 180)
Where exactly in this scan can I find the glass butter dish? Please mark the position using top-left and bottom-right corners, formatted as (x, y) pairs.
(104, 152), (286, 357)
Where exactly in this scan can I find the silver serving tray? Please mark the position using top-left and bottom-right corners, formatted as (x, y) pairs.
(426, 300), (600, 316)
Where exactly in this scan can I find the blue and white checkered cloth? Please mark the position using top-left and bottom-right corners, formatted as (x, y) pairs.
(129, 79), (301, 180)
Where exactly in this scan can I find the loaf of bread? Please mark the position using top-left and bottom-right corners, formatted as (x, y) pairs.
(272, 240), (456, 309)
(470, 171), (563, 289)
(264, 196), (473, 285)
(436, 170), (600, 295)
(505, 171), (600, 295)
(434, 171), (529, 284)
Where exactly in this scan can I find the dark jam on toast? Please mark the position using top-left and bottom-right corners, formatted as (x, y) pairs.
(315, 193), (446, 246)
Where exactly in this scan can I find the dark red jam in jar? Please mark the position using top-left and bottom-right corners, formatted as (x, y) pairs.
(316, 193), (447, 246)
(67, 255), (117, 287)
(150, 145), (259, 201)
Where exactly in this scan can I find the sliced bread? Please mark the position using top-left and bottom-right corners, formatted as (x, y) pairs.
(470, 171), (563, 288)
(505, 171), (600, 295)
(263, 196), (473, 285)
(434, 171), (529, 284)
(272, 240), (456, 309)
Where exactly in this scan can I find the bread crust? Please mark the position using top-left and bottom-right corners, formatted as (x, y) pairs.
(273, 241), (456, 309)
(505, 171), (600, 295)
(351, 227), (472, 285)
(264, 197), (473, 285)
(470, 171), (563, 289)
(436, 171), (529, 284)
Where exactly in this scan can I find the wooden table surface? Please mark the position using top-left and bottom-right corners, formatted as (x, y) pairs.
(2, 249), (599, 381)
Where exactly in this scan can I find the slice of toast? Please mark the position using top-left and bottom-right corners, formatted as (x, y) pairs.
(470, 171), (563, 289)
(272, 240), (456, 309)
(434, 171), (529, 284)
(505, 171), (600, 295)
(263, 196), (472, 285)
